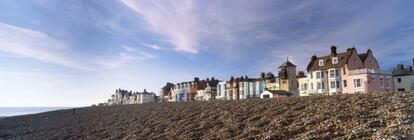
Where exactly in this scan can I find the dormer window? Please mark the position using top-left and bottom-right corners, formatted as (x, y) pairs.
(332, 57), (338, 64)
(319, 60), (325, 66)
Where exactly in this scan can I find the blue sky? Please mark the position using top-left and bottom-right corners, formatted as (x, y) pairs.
(0, 0), (413, 107)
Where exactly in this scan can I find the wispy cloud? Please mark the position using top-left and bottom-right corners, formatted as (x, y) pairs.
(120, 0), (199, 53)
(0, 22), (158, 70)
(95, 45), (158, 69)
(137, 50), (158, 60)
(119, 0), (278, 54)
(121, 45), (158, 60)
(142, 43), (161, 50)
(121, 45), (136, 52)
(0, 22), (88, 70)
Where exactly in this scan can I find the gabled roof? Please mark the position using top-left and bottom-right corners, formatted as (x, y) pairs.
(279, 60), (296, 68)
(197, 80), (208, 90)
(358, 53), (368, 62)
(307, 47), (354, 71)
(207, 80), (220, 87)
(161, 83), (175, 90)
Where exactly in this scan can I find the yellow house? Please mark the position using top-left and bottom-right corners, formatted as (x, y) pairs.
(393, 61), (414, 92)
(394, 75), (414, 91)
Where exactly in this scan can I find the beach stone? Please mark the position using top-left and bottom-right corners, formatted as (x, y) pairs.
(0, 92), (412, 139)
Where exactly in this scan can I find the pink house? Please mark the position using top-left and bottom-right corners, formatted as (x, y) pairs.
(299, 46), (393, 95)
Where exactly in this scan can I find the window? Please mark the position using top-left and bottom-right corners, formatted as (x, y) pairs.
(397, 78), (402, 83)
(343, 80), (347, 87)
(332, 57), (338, 64)
(380, 78), (384, 88)
(336, 81), (340, 88)
(301, 84), (308, 91)
(304, 84), (308, 91)
(335, 69), (339, 77)
(322, 82), (325, 89)
(218, 85), (221, 96)
(354, 79), (362, 88)
(311, 83), (314, 90)
(316, 72), (321, 79)
(310, 73), (313, 79)
(343, 67), (346, 75)
(317, 82), (321, 89)
(330, 70), (335, 78)
(321, 71), (324, 78)
(330, 81), (336, 89)
(319, 60), (325, 66)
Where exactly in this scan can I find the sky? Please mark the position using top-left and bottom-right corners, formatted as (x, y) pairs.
(0, 0), (413, 107)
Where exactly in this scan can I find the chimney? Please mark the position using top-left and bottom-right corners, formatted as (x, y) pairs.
(297, 71), (305, 78)
(397, 64), (404, 70)
(260, 72), (266, 79)
(367, 48), (372, 54)
(311, 55), (317, 61)
(331, 45), (337, 55)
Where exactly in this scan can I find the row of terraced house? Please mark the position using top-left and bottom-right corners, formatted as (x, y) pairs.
(160, 58), (300, 102)
(159, 46), (414, 102)
(101, 45), (413, 105)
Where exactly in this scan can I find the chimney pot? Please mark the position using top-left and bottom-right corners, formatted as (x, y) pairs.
(311, 55), (317, 61)
(331, 45), (337, 55)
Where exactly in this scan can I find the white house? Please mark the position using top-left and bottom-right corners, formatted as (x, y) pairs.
(216, 81), (227, 100)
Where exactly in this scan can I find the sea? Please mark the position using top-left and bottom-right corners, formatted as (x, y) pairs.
(0, 107), (72, 117)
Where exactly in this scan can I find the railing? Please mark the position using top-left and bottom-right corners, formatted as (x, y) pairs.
(348, 69), (392, 75)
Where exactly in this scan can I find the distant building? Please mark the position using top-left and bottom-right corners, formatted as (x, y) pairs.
(108, 89), (157, 105)
(159, 82), (175, 102)
(216, 81), (227, 100)
(225, 76), (240, 100)
(393, 59), (414, 92)
(298, 71), (310, 96)
(178, 83), (185, 102)
(264, 73), (280, 91)
(238, 76), (262, 99)
(301, 46), (393, 95)
(278, 60), (298, 96)
(195, 78), (220, 101)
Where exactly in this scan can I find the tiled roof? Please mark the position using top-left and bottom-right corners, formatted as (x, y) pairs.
(197, 80), (208, 90)
(208, 80), (220, 87)
(358, 53), (368, 62)
(307, 48), (354, 71)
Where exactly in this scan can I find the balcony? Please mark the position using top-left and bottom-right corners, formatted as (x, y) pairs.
(348, 69), (392, 75)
